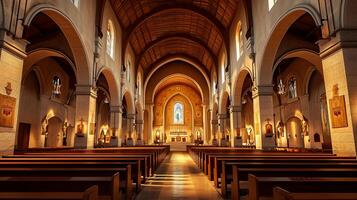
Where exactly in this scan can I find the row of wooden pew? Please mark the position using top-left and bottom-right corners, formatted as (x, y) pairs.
(0, 145), (169, 200)
(187, 145), (357, 200)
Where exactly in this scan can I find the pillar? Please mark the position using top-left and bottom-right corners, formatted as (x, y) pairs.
(211, 119), (218, 146)
(202, 104), (207, 144)
(252, 85), (276, 150)
(0, 33), (27, 155)
(230, 106), (242, 147)
(109, 106), (121, 147)
(74, 85), (97, 149)
(136, 119), (143, 145)
(126, 113), (135, 146)
(218, 113), (228, 146)
(146, 103), (154, 144)
(319, 30), (357, 157)
(207, 109), (212, 144)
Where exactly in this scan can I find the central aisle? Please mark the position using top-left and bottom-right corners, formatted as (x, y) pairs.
(135, 152), (223, 200)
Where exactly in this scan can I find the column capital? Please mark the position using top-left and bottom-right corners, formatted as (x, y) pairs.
(229, 105), (242, 113)
(0, 32), (27, 59)
(110, 106), (122, 113)
(135, 119), (143, 124)
(252, 84), (274, 99)
(76, 85), (97, 98)
(127, 113), (136, 119)
(218, 113), (227, 119)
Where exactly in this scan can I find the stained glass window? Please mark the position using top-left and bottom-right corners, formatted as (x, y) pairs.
(173, 103), (184, 124)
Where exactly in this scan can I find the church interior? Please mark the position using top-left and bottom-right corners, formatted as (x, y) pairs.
(1, 0), (357, 199)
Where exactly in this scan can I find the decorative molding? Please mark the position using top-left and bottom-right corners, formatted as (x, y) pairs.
(252, 84), (274, 99)
(75, 85), (97, 98)
(229, 105), (241, 113)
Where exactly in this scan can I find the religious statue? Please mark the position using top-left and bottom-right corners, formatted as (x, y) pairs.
(62, 121), (69, 146)
(41, 117), (48, 136)
(301, 118), (309, 136)
(277, 121), (284, 138)
(41, 118), (49, 147)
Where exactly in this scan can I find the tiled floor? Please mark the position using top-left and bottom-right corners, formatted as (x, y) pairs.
(135, 152), (223, 200)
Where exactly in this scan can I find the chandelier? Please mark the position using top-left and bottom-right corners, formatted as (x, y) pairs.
(277, 79), (286, 95)
(52, 76), (62, 97)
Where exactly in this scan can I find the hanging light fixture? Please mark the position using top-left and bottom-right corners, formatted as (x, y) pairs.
(52, 76), (62, 97)
(277, 79), (286, 95)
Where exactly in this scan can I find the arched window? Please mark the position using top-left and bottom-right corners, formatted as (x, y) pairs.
(106, 20), (115, 58)
(268, 0), (278, 11)
(288, 77), (297, 99)
(173, 102), (184, 124)
(235, 21), (243, 60)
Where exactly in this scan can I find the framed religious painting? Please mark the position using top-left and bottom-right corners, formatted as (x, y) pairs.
(0, 94), (16, 128)
(329, 95), (348, 128)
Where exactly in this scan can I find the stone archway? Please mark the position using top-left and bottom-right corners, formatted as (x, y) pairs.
(258, 6), (322, 85)
(24, 5), (91, 85)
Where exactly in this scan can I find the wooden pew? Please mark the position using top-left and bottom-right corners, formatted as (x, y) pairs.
(273, 187), (357, 200)
(5, 154), (152, 179)
(249, 175), (357, 200)
(220, 161), (357, 198)
(210, 155), (348, 182)
(1, 156), (145, 186)
(0, 185), (99, 200)
(19, 146), (170, 172)
(231, 166), (357, 200)
(0, 162), (133, 197)
(0, 174), (120, 200)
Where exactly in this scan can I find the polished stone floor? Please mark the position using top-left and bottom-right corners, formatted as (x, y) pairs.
(135, 152), (223, 200)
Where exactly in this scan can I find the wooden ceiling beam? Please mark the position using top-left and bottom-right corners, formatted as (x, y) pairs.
(121, 5), (229, 63)
(135, 33), (218, 70)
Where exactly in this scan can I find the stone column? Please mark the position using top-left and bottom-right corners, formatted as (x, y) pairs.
(109, 106), (121, 147)
(126, 113), (135, 146)
(218, 113), (228, 146)
(202, 104), (207, 144)
(74, 85), (97, 149)
(0, 33), (27, 155)
(146, 103), (154, 144)
(207, 109), (212, 144)
(136, 119), (144, 145)
(211, 119), (218, 146)
(319, 30), (357, 157)
(252, 85), (276, 150)
(230, 106), (242, 147)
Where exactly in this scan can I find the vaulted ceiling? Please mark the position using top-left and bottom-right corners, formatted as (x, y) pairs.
(109, 0), (240, 73)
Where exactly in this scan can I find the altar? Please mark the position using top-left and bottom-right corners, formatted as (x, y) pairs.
(169, 131), (188, 143)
